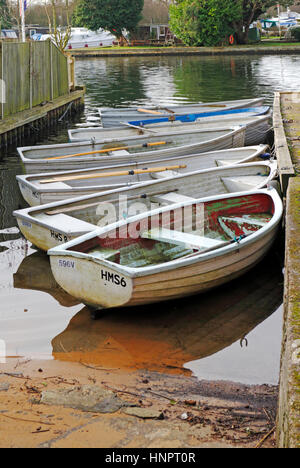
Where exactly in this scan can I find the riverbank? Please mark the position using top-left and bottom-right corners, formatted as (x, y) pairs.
(274, 92), (300, 449)
(70, 43), (300, 58)
(0, 358), (278, 448)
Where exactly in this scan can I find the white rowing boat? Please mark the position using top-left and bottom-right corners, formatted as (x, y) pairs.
(16, 145), (270, 206)
(98, 97), (265, 127)
(14, 160), (277, 252)
(48, 188), (283, 309)
(18, 126), (245, 174)
(68, 111), (271, 146)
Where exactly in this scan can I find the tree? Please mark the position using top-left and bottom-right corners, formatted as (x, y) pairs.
(232, 0), (294, 44)
(169, 0), (243, 46)
(72, 0), (144, 39)
(169, 0), (295, 46)
(0, 0), (13, 29)
(44, 0), (72, 52)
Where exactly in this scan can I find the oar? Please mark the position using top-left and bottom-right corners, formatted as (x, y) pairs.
(45, 189), (179, 216)
(119, 121), (158, 133)
(182, 234), (249, 259)
(39, 164), (187, 184)
(137, 108), (165, 115)
(43, 141), (172, 161)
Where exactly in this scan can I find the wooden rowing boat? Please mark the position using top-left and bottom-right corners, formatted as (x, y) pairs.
(16, 145), (270, 206)
(48, 188), (283, 309)
(98, 97), (265, 127)
(68, 110), (271, 147)
(14, 160), (277, 252)
(18, 126), (245, 174)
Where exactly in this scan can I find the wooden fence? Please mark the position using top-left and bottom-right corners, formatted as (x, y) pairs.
(0, 41), (74, 119)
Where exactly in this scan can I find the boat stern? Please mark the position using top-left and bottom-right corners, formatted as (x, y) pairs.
(49, 253), (134, 309)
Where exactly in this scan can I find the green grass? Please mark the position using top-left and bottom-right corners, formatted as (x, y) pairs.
(70, 41), (300, 52)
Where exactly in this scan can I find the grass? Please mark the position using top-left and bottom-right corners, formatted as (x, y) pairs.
(70, 41), (300, 52)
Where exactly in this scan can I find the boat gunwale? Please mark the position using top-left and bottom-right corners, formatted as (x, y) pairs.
(67, 111), (271, 142)
(97, 97), (265, 117)
(17, 126), (244, 164)
(15, 156), (274, 198)
(13, 160), (277, 232)
(47, 188), (283, 279)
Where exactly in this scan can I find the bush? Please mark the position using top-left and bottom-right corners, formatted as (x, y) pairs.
(290, 27), (300, 41)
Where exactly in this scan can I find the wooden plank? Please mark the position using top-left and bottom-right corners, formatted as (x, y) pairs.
(0, 87), (84, 136)
(141, 227), (223, 249)
(0, 41), (69, 118)
(273, 92), (295, 195)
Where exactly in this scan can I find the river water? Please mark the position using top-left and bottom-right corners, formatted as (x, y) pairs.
(1, 53), (299, 384)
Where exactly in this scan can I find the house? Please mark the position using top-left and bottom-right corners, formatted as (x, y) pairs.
(130, 23), (179, 46)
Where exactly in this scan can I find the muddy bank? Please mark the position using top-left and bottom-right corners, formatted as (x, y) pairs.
(0, 358), (277, 448)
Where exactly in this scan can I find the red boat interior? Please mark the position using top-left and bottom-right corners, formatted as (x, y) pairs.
(68, 193), (274, 268)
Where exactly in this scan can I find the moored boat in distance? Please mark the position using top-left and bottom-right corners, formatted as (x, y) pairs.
(69, 109), (271, 147)
(16, 145), (270, 206)
(98, 97), (265, 127)
(18, 126), (245, 174)
(14, 160), (277, 252)
(47, 188), (283, 310)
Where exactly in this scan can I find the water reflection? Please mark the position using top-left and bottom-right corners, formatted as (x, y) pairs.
(1, 53), (294, 381)
(14, 251), (80, 308)
(11, 244), (283, 377)
(75, 54), (300, 113)
(52, 247), (282, 376)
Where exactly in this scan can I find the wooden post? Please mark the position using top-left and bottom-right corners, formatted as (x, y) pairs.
(273, 92), (295, 195)
(66, 52), (75, 92)
(29, 41), (33, 109)
(50, 41), (54, 102)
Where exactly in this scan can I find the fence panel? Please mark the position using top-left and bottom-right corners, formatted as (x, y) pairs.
(2, 42), (30, 117)
(0, 41), (70, 119)
(31, 41), (52, 107)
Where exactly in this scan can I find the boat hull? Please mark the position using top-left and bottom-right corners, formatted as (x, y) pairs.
(99, 98), (265, 128)
(69, 114), (271, 146)
(19, 127), (245, 174)
(14, 160), (277, 251)
(16, 145), (269, 206)
(49, 227), (278, 309)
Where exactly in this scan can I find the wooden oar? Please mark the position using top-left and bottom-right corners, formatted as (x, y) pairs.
(45, 189), (179, 216)
(182, 234), (249, 259)
(43, 141), (172, 161)
(119, 121), (158, 133)
(40, 164), (187, 184)
(137, 108), (165, 115)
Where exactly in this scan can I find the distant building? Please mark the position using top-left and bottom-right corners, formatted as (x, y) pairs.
(131, 23), (179, 45)
(0, 30), (18, 39)
(26, 26), (49, 39)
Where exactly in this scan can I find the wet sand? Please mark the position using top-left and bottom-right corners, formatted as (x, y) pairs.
(0, 235), (283, 448)
(0, 358), (278, 448)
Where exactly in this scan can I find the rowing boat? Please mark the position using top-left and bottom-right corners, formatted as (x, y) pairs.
(14, 160), (277, 252)
(68, 110), (271, 146)
(18, 126), (245, 174)
(16, 145), (270, 206)
(98, 97), (265, 127)
(47, 188), (283, 309)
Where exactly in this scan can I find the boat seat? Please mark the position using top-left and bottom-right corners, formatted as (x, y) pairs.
(218, 215), (268, 239)
(150, 170), (179, 179)
(34, 213), (96, 235)
(36, 181), (70, 189)
(141, 227), (223, 250)
(108, 150), (130, 156)
(150, 191), (196, 204)
(215, 159), (240, 167)
(89, 248), (120, 261)
(221, 176), (267, 192)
